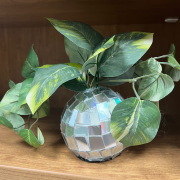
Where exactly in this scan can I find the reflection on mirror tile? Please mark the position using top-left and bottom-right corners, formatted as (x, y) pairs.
(101, 121), (110, 134)
(103, 133), (116, 148)
(97, 102), (111, 121)
(66, 125), (74, 137)
(72, 150), (79, 156)
(66, 137), (78, 150)
(61, 122), (66, 133)
(76, 93), (86, 102)
(101, 148), (111, 157)
(93, 89), (101, 95)
(69, 109), (78, 127)
(99, 86), (109, 91)
(116, 92), (124, 101)
(103, 90), (117, 98)
(62, 110), (72, 124)
(74, 125), (88, 136)
(75, 137), (90, 151)
(94, 93), (109, 103)
(78, 152), (91, 159)
(112, 144), (123, 155)
(75, 102), (88, 112)
(88, 125), (101, 135)
(61, 133), (68, 147)
(76, 111), (90, 125)
(89, 137), (105, 151)
(69, 99), (80, 111)
(89, 151), (102, 158)
(114, 98), (121, 104)
(89, 107), (100, 125)
(61, 105), (67, 118)
(107, 100), (117, 114)
(67, 97), (76, 106)
(84, 98), (97, 108)
(84, 91), (93, 98)
(116, 141), (123, 146)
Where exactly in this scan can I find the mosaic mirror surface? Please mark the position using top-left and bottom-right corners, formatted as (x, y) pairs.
(60, 86), (126, 162)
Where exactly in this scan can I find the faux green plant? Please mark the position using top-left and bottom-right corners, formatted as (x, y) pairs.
(0, 18), (179, 149)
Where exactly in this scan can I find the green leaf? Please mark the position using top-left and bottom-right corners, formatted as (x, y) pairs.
(21, 45), (39, 78)
(98, 32), (153, 77)
(165, 44), (180, 82)
(0, 116), (13, 130)
(138, 59), (174, 101)
(82, 36), (115, 73)
(110, 97), (161, 147)
(0, 83), (31, 115)
(33, 100), (50, 118)
(64, 37), (91, 65)
(26, 64), (81, 114)
(9, 80), (15, 89)
(18, 128), (44, 148)
(102, 67), (135, 86)
(18, 78), (33, 106)
(47, 18), (104, 51)
(63, 79), (87, 91)
(0, 109), (25, 132)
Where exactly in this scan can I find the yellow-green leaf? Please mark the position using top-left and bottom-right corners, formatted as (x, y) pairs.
(26, 64), (81, 114)
(110, 97), (161, 147)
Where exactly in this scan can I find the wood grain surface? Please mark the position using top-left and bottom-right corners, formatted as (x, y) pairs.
(0, 110), (179, 180)
(0, 23), (180, 117)
(0, 0), (180, 27)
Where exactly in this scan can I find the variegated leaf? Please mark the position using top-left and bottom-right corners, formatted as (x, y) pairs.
(98, 32), (153, 77)
(0, 109), (25, 132)
(110, 97), (161, 147)
(138, 59), (174, 101)
(64, 37), (91, 65)
(26, 64), (81, 114)
(21, 45), (39, 78)
(47, 18), (104, 51)
(0, 83), (31, 115)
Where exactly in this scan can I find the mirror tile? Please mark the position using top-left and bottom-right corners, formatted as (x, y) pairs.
(78, 152), (91, 159)
(84, 98), (97, 108)
(89, 137), (105, 151)
(75, 137), (90, 151)
(103, 133), (116, 148)
(67, 97), (76, 107)
(114, 98), (121, 104)
(69, 99), (80, 111)
(68, 109), (78, 127)
(112, 144), (123, 155)
(89, 151), (102, 158)
(88, 125), (101, 135)
(89, 107), (100, 125)
(107, 100), (117, 114)
(75, 101), (88, 112)
(76, 111), (90, 125)
(61, 122), (66, 133)
(76, 93), (86, 102)
(101, 149), (112, 157)
(112, 152), (121, 159)
(66, 125), (74, 137)
(93, 89), (101, 95)
(61, 133), (68, 147)
(101, 121), (110, 134)
(84, 91), (93, 98)
(97, 102), (111, 121)
(94, 93), (109, 103)
(66, 137), (78, 150)
(103, 90), (117, 98)
(62, 110), (72, 124)
(74, 125), (88, 136)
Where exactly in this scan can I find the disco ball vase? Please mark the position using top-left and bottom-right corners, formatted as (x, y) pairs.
(60, 86), (125, 162)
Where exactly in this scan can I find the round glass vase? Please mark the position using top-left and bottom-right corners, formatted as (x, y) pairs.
(60, 86), (125, 162)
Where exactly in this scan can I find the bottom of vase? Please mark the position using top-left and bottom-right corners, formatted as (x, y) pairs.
(76, 153), (122, 163)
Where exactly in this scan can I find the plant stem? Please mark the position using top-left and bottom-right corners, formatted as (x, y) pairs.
(132, 81), (140, 99)
(154, 54), (170, 59)
(13, 123), (29, 130)
(159, 62), (175, 68)
(100, 73), (159, 83)
(30, 112), (39, 130)
(28, 114), (32, 129)
(81, 75), (89, 88)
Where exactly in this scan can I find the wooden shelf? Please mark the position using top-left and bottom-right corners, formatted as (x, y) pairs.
(0, 0), (180, 27)
(0, 109), (179, 179)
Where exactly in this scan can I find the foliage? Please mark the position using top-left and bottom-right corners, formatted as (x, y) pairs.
(0, 18), (179, 149)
